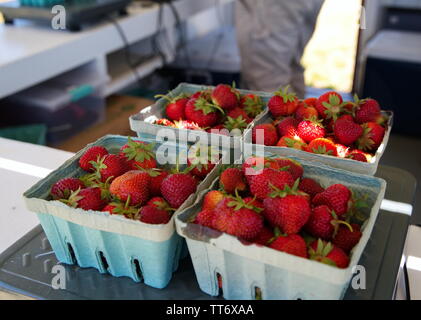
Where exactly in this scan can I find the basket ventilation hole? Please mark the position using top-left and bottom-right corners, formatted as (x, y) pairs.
(132, 259), (143, 282)
(216, 273), (223, 297)
(98, 251), (109, 272)
(67, 243), (78, 265)
(255, 287), (262, 300)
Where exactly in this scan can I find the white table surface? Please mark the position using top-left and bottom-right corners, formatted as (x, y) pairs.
(0, 137), (73, 254)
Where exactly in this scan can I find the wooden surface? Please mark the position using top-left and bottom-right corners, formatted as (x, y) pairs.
(55, 95), (153, 153)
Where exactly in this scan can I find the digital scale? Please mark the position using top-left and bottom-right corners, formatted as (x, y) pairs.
(0, 0), (132, 31)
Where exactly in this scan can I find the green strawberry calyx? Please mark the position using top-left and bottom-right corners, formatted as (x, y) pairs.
(59, 187), (84, 208)
(224, 116), (248, 132)
(123, 137), (156, 164)
(308, 239), (337, 267)
(311, 145), (334, 156)
(243, 95), (264, 117)
(227, 191), (263, 213)
(356, 124), (375, 151)
(194, 97), (225, 115)
(267, 227), (287, 245)
(303, 116), (324, 128)
(273, 85), (297, 104)
(268, 179), (301, 198)
(322, 94), (345, 121)
(155, 92), (190, 104)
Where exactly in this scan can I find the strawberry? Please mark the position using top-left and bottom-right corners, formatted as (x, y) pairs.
(109, 170), (150, 206)
(277, 136), (307, 150)
(154, 118), (175, 127)
(187, 145), (218, 178)
(50, 178), (85, 200)
(91, 154), (130, 182)
(243, 197), (265, 212)
(275, 117), (299, 137)
(309, 239), (350, 268)
(139, 205), (171, 224)
(161, 173), (198, 208)
(354, 97), (381, 124)
(63, 187), (105, 211)
(162, 95), (189, 121)
(141, 169), (168, 196)
(274, 158), (303, 181)
(240, 94), (264, 118)
(297, 117), (325, 143)
(347, 150), (368, 162)
(173, 120), (203, 131)
(315, 91), (344, 120)
(224, 116), (249, 133)
(332, 223), (362, 253)
(102, 201), (140, 219)
(305, 205), (351, 240)
(227, 108), (252, 123)
(119, 138), (157, 170)
(249, 168), (294, 200)
(185, 95), (221, 128)
(194, 209), (216, 228)
(251, 227), (275, 246)
(242, 157), (281, 181)
(357, 122), (385, 151)
(269, 232), (308, 258)
(268, 86), (299, 117)
(333, 117), (363, 146)
(263, 182), (311, 234)
(202, 190), (226, 211)
(312, 184), (351, 216)
(79, 146), (109, 172)
(252, 123), (278, 146)
(298, 178), (324, 199)
(147, 196), (173, 211)
(213, 197), (263, 240)
(303, 97), (318, 108)
(307, 138), (338, 156)
(211, 84), (240, 110)
(295, 102), (318, 122)
(220, 167), (247, 194)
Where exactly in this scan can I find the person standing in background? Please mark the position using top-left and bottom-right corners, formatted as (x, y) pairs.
(235, 0), (325, 98)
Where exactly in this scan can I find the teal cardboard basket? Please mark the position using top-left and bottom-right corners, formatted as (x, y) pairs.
(23, 135), (219, 289)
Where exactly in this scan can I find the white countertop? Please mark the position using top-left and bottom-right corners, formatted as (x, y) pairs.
(0, 137), (73, 253)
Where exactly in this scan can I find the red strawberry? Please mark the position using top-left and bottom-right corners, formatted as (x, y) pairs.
(50, 178), (85, 200)
(102, 201), (140, 218)
(213, 197), (263, 240)
(110, 170), (150, 206)
(307, 138), (338, 156)
(119, 138), (157, 170)
(275, 117), (299, 137)
(243, 197), (265, 212)
(211, 84), (240, 110)
(79, 146), (109, 172)
(147, 196), (173, 211)
(277, 136), (307, 150)
(91, 154), (130, 182)
(298, 178), (324, 199)
(268, 86), (299, 117)
(357, 122), (385, 151)
(240, 94), (264, 118)
(187, 145), (219, 178)
(161, 173), (198, 208)
(220, 167), (247, 194)
(163, 95), (189, 121)
(242, 157), (281, 183)
(303, 97), (318, 108)
(185, 95), (221, 128)
(347, 150), (368, 162)
(354, 98), (381, 124)
(195, 209), (216, 228)
(249, 168), (294, 200)
(315, 91), (344, 120)
(251, 227), (274, 246)
(295, 103), (319, 122)
(252, 123), (278, 146)
(64, 187), (105, 211)
(309, 239), (350, 268)
(154, 118), (175, 127)
(312, 184), (351, 216)
(263, 184), (311, 234)
(297, 117), (326, 143)
(274, 158), (303, 181)
(142, 169), (168, 196)
(227, 108), (252, 123)
(202, 190), (226, 211)
(269, 233), (308, 258)
(224, 116), (249, 132)
(305, 205), (347, 240)
(332, 223), (362, 253)
(333, 117), (363, 146)
(139, 205), (171, 224)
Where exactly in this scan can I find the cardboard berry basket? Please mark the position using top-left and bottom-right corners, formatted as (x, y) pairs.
(175, 157), (386, 300)
(23, 135), (221, 289)
(129, 83), (272, 150)
(243, 110), (394, 176)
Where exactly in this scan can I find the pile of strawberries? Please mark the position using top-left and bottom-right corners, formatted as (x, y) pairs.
(49, 138), (218, 225)
(193, 156), (367, 269)
(153, 83), (265, 134)
(252, 87), (388, 162)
